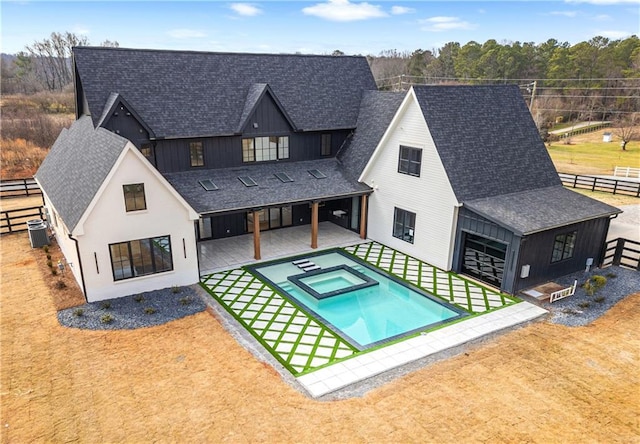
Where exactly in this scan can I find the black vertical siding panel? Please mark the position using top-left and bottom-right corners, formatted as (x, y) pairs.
(513, 217), (610, 292)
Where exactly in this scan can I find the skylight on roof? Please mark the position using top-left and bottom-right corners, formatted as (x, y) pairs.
(238, 176), (258, 187)
(199, 179), (219, 191)
(274, 172), (293, 183)
(308, 169), (327, 179)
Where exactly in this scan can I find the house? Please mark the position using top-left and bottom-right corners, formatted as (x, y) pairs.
(36, 47), (620, 302)
(353, 85), (620, 294)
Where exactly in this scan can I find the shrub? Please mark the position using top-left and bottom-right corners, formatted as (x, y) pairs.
(133, 294), (145, 303)
(578, 301), (591, 309)
(54, 279), (67, 290)
(583, 275), (607, 296)
(46, 253), (51, 260)
(144, 307), (157, 315)
(73, 308), (84, 317)
(179, 296), (192, 306)
(100, 301), (111, 310)
(46, 259), (53, 268)
(51, 269), (57, 276)
(42, 245), (49, 253)
(594, 296), (606, 303)
(171, 285), (181, 294)
(605, 272), (617, 279)
(100, 314), (114, 324)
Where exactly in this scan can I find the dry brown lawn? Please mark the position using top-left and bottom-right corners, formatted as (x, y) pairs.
(1, 232), (639, 443)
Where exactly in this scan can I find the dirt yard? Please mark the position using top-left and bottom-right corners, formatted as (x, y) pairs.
(1, 233), (639, 443)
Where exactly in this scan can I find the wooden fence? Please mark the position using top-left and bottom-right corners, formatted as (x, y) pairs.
(614, 166), (640, 179)
(557, 121), (611, 139)
(1, 206), (46, 235)
(601, 238), (640, 270)
(0, 177), (41, 198)
(559, 173), (640, 197)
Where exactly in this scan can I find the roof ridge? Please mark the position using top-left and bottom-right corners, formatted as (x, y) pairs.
(73, 46), (368, 59)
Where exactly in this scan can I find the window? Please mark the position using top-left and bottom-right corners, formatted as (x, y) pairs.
(109, 235), (173, 281)
(140, 143), (153, 160)
(123, 184), (146, 212)
(242, 136), (289, 162)
(398, 145), (422, 177)
(190, 141), (204, 167)
(393, 207), (416, 243)
(321, 134), (331, 156)
(551, 231), (577, 263)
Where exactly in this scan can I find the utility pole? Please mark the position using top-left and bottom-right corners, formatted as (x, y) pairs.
(528, 80), (537, 112)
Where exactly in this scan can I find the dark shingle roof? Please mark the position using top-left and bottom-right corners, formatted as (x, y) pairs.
(163, 158), (370, 214)
(73, 47), (377, 138)
(338, 90), (405, 179)
(464, 186), (621, 235)
(34, 116), (129, 231)
(413, 84), (561, 202)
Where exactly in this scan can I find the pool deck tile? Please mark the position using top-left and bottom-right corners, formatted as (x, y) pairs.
(296, 302), (547, 398)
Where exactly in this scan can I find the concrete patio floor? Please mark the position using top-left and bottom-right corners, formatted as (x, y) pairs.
(198, 222), (363, 274)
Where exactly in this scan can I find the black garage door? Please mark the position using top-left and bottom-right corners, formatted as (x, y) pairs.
(462, 233), (507, 287)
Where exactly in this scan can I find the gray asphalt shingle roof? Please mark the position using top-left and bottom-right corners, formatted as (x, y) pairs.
(464, 186), (621, 235)
(74, 47), (377, 138)
(338, 90), (405, 179)
(163, 158), (370, 214)
(35, 116), (129, 232)
(413, 84), (561, 202)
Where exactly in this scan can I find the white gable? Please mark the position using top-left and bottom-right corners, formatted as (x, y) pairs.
(71, 145), (199, 301)
(360, 88), (460, 270)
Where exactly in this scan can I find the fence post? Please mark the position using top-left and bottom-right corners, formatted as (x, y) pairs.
(24, 178), (30, 196)
(613, 239), (625, 267)
(591, 177), (597, 191)
(5, 212), (12, 234)
(573, 175), (578, 188)
(612, 180), (618, 195)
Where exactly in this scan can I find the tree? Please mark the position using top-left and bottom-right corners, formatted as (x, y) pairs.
(613, 113), (639, 151)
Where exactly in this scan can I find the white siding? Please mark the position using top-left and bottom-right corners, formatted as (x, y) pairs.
(75, 148), (199, 302)
(361, 94), (459, 270)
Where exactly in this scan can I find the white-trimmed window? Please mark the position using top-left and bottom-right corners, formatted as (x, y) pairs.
(393, 207), (416, 244)
(109, 235), (173, 281)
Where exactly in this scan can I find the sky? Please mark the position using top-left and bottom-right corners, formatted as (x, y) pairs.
(1, 0), (639, 56)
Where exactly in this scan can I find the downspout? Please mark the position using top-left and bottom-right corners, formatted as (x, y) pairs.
(68, 234), (88, 303)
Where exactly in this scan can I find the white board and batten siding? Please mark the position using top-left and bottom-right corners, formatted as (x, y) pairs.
(74, 145), (199, 302)
(361, 91), (460, 270)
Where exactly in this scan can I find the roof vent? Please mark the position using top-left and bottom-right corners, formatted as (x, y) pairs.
(199, 179), (219, 191)
(308, 169), (327, 179)
(274, 172), (293, 183)
(238, 176), (258, 187)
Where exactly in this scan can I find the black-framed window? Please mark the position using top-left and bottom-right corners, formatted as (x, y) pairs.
(242, 136), (289, 162)
(109, 235), (173, 281)
(140, 143), (153, 160)
(398, 145), (422, 177)
(321, 134), (331, 156)
(190, 141), (204, 167)
(551, 231), (577, 263)
(393, 207), (416, 244)
(123, 184), (146, 212)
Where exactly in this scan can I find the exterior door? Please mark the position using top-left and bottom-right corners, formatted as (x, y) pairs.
(461, 233), (507, 287)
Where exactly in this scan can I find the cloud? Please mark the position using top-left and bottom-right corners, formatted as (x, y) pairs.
(302, 0), (387, 22)
(419, 16), (476, 32)
(72, 25), (90, 36)
(391, 6), (415, 15)
(596, 30), (633, 39)
(549, 10), (579, 17)
(229, 3), (263, 17)
(594, 14), (612, 20)
(167, 29), (207, 39)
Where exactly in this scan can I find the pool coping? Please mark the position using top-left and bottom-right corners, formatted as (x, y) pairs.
(296, 301), (548, 398)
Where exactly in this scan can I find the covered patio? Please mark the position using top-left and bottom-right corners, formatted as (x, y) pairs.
(197, 221), (363, 274)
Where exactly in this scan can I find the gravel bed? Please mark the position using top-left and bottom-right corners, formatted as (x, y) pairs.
(539, 266), (639, 327)
(57, 285), (206, 330)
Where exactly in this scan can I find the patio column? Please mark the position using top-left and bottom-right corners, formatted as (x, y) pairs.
(360, 194), (368, 240)
(311, 201), (319, 249)
(253, 209), (261, 260)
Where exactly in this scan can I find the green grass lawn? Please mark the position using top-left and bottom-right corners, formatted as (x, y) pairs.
(547, 140), (640, 175)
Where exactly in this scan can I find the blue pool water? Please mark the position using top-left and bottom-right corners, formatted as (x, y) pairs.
(250, 250), (467, 349)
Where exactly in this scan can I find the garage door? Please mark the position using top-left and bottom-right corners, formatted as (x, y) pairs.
(462, 233), (507, 288)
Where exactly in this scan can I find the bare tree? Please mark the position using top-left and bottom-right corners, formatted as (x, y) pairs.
(25, 32), (89, 91)
(613, 113), (638, 151)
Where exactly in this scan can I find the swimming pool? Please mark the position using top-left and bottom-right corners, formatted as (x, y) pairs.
(248, 250), (467, 350)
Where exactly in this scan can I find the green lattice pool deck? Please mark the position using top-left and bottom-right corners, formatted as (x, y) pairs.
(200, 241), (519, 376)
